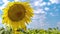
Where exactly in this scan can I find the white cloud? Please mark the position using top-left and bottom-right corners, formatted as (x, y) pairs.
(27, 20), (46, 29)
(38, 0), (43, 3)
(34, 9), (46, 14)
(27, 20), (38, 29)
(27, 18), (49, 29)
(28, 6), (48, 29)
(14, 0), (20, 1)
(27, 10), (48, 29)
(50, 12), (55, 16)
(33, 0), (47, 7)
(39, 2), (46, 6)
(0, 6), (5, 10)
(32, 13), (46, 19)
(38, 15), (46, 28)
(50, 12), (58, 16)
(47, 2), (51, 5)
(50, 0), (60, 4)
(33, 1), (40, 6)
(38, 20), (47, 28)
(0, 0), (9, 10)
(57, 22), (60, 28)
(2, 0), (9, 3)
(39, 14), (46, 20)
(44, 7), (49, 11)
(32, 14), (40, 19)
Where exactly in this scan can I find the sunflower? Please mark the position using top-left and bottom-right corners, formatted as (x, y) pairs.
(2, 1), (34, 33)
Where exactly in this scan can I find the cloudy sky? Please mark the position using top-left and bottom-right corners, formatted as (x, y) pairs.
(0, 0), (60, 29)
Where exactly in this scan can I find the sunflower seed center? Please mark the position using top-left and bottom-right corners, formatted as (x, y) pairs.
(8, 4), (26, 22)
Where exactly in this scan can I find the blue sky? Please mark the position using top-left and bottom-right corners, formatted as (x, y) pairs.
(0, 0), (60, 29)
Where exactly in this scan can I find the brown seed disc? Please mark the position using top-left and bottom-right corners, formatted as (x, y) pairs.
(8, 4), (26, 22)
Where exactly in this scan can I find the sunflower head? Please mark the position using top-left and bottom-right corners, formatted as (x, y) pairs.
(2, 1), (34, 31)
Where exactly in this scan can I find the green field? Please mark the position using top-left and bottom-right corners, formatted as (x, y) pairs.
(0, 27), (60, 34)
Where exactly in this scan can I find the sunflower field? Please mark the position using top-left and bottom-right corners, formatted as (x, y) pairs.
(0, 27), (60, 34)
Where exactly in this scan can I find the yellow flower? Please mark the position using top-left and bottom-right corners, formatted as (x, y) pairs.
(2, 1), (34, 32)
